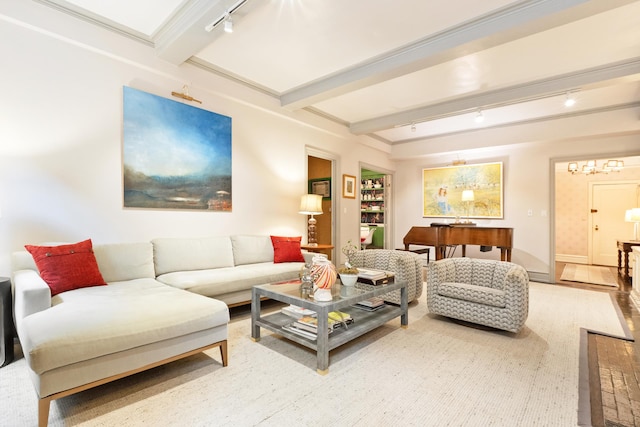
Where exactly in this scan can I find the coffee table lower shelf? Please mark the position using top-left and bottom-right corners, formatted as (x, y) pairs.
(251, 280), (408, 374)
(256, 305), (403, 350)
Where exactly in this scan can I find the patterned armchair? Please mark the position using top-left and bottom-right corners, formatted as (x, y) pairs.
(350, 249), (424, 304)
(427, 257), (529, 333)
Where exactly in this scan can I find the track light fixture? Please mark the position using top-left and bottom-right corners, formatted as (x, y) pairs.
(564, 92), (576, 107)
(205, 0), (247, 33)
(224, 15), (233, 33)
(474, 110), (484, 124)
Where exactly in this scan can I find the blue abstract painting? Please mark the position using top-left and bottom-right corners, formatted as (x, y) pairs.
(123, 86), (232, 211)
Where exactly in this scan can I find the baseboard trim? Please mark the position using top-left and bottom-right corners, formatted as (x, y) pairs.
(528, 271), (551, 283)
(556, 254), (588, 264)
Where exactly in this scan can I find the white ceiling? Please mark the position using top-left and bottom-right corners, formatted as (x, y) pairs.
(36, 0), (640, 144)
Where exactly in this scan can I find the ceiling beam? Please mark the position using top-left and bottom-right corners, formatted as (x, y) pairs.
(349, 58), (640, 135)
(280, 0), (632, 110)
(154, 0), (229, 65)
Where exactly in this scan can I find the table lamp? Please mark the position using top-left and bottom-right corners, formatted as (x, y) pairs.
(625, 208), (640, 241)
(461, 190), (475, 224)
(299, 194), (323, 246)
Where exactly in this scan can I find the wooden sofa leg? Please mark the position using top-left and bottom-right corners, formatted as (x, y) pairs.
(38, 397), (51, 427)
(220, 340), (228, 367)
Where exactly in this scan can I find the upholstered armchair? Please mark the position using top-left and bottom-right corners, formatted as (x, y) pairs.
(427, 257), (529, 333)
(350, 249), (424, 304)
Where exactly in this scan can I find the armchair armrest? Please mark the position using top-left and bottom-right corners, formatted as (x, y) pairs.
(12, 270), (51, 334)
(503, 264), (529, 308)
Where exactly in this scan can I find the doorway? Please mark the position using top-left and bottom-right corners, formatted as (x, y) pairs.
(553, 156), (640, 279)
(307, 152), (335, 259)
(360, 166), (392, 249)
(590, 182), (640, 266)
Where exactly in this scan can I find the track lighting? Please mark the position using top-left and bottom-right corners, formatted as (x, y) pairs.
(204, 0), (247, 33)
(411, 123), (416, 132)
(564, 92), (576, 107)
(475, 110), (484, 124)
(224, 15), (233, 33)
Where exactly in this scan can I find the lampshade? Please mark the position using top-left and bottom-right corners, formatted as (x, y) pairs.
(625, 208), (640, 222)
(299, 194), (323, 215)
(461, 190), (475, 202)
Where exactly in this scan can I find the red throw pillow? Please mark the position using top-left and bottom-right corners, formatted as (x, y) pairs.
(270, 236), (305, 263)
(25, 239), (107, 296)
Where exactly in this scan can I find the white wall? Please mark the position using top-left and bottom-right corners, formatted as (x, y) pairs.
(1, 2), (639, 281)
(392, 126), (640, 281)
(0, 3), (394, 276)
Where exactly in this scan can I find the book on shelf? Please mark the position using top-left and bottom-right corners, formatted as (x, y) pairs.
(292, 311), (354, 334)
(357, 269), (395, 286)
(356, 297), (384, 308)
(353, 302), (386, 312)
(282, 323), (318, 340)
(353, 297), (386, 311)
(281, 305), (316, 319)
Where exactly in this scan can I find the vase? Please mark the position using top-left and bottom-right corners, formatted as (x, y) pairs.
(339, 273), (358, 287)
(310, 255), (337, 301)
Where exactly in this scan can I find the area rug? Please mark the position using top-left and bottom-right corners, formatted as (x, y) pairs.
(560, 263), (618, 287)
(0, 283), (627, 426)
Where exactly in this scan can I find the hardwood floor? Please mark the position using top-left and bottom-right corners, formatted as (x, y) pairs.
(556, 262), (640, 427)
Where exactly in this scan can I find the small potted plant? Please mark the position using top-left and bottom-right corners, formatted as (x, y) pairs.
(338, 240), (359, 286)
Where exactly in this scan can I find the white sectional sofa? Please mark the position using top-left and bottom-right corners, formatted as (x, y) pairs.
(12, 235), (312, 426)
(152, 235), (315, 306)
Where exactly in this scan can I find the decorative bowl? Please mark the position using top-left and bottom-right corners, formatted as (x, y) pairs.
(340, 274), (358, 287)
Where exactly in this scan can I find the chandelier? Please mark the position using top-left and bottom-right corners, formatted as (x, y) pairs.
(567, 159), (624, 175)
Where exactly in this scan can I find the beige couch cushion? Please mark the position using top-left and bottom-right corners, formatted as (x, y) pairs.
(152, 237), (234, 275)
(230, 235), (274, 265)
(93, 242), (156, 283)
(157, 262), (303, 297)
(19, 278), (229, 375)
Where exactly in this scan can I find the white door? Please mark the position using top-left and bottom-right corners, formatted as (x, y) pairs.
(591, 182), (640, 266)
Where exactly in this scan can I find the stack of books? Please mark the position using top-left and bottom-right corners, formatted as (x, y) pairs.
(357, 268), (395, 285)
(353, 297), (386, 311)
(282, 311), (354, 340)
(281, 304), (316, 319)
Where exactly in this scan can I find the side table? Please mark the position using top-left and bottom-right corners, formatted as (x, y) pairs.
(1, 277), (14, 367)
(617, 240), (640, 281)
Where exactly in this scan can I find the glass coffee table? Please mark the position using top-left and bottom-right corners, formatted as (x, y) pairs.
(251, 279), (408, 374)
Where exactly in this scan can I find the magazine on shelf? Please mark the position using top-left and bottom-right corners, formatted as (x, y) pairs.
(282, 324), (318, 340)
(281, 305), (316, 319)
(357, 297), (384, 307)
(293, 311), (354, 334)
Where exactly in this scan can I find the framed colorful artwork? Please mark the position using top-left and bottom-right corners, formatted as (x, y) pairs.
(422, 162), (503, 219)
(122, 86), (232, 211)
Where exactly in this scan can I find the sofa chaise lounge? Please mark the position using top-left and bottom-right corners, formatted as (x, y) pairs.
(12, 235), (313, 426)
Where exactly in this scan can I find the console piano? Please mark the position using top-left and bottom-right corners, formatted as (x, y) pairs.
(402, 225), (513, 262)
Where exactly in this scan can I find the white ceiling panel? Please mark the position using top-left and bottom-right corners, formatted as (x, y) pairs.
(31, 0), (640, 144)
(194, 0), (520, 92)
(61, 0), (187, 36)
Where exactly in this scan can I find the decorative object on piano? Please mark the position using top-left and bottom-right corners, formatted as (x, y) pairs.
(567, 159), (623, 175)
(299, 194), (323, 246)
(310, 254), (337, 301)
(625, 208), (640, 241)
(422, 162), (503, 219)
(461, 190), (475, 224)
(338, 240), (359, 286)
